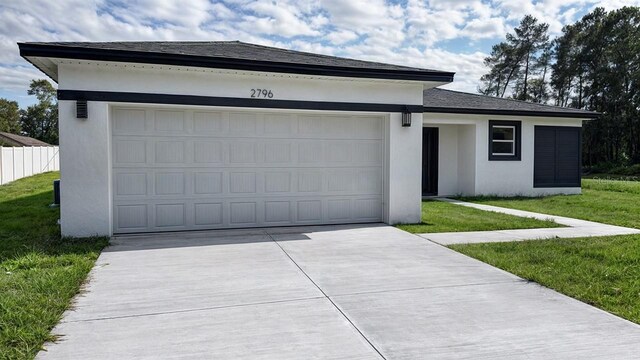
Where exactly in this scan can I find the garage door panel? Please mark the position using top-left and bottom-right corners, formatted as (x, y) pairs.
(323, 116), (354, 138)
(356, 116), (384, 139)
(115, 140), (147, 164)
(264, 114), (294, 135)
(154, 110), (185, 132)
(229, 172), (257, 193)
(194, 203), (223, 226)
(229, 112), (258, 134)
(298, 171), (323, 192)
(327, 169), (354, 192)
(154, 141), (186, 164)
(156, 204), (186, 227)
(264, 201), (292, 223)
(264, 142), (292, 163)
(297, 200), (322, 222)
(193, 111), (226, 133)
(115, 173), (148, 196)
(354, 198), (382, 219)
(194, 172), (223, 194)
(116, 204), (148, 230)
(193, 141), (224, 163)
(354, 142), (384, 163)
(325, 141), (352, 163)
(113, 109), (147, 133)
(265, 171), (291, 193)
(155, 172), (185, 195)
(328, 199), (351, 220)
(230, 202), (257, 224)
(112, 107), (384, 233)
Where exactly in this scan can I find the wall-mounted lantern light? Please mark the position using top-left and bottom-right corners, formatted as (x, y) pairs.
(76, 100), (88, 119)
(401, 106), (411, 127)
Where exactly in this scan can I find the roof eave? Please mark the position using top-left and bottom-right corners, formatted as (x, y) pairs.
(18, 43), (455, 83)
(423, 106), (600, 119)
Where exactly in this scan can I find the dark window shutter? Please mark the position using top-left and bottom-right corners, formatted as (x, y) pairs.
(534, 126), (581, 188)
(556, 128), (581, 185)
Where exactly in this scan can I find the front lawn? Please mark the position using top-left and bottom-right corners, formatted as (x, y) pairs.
(0, 172), (108, 359)
(451, 177), (640, 325)
(460, 178), (640, 229)
(451, 234), (640, 324)
(397, 199), (560, 234)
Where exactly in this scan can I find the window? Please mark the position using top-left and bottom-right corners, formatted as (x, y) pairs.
(489, 120), (521, 161)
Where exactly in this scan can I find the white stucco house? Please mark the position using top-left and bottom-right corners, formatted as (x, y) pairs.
(19, 41), (598, 237)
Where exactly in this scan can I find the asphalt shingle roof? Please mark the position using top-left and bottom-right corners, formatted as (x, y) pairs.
(19, 41), (454, 82)
(423, 88), (599, 118)
(0, 132), (51, 147)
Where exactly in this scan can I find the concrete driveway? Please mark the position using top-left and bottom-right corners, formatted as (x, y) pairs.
(39, 225), (640, 359)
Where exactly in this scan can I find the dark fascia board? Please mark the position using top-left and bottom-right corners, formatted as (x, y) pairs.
(423, 106), (600, 119)
(58, 90), (424, 113)
(19, 43), (455, 83)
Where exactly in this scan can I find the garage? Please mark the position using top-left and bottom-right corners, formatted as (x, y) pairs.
(19, 40), (444, 236)
(112, 106), (385, 233)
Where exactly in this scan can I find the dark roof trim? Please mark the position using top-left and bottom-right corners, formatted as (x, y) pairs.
(20, 43), (455, 83)
(423, 106), (600, 119)
(58, 90), (424, 113)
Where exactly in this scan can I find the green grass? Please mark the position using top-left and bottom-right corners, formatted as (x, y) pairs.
(396, 200), (561, 234)
(451, 234), (640, 324)
(451, 177), (640, 324)
(459, 178), (640, 229)
(583, 173), (640, 181)
(0, 172), (108, 359)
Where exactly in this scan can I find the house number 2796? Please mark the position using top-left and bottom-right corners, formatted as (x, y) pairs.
(250, 89), (274, 98)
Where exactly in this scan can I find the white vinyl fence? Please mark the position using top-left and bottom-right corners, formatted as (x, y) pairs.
(0, 146), (59, 185)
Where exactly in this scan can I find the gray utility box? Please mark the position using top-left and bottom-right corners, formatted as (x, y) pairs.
(53, 179), (60, 205)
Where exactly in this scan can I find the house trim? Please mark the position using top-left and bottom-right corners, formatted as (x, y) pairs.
(423, 106), (599, 119)
(488, 120), (521, 161)
(57, 90), (425, 113)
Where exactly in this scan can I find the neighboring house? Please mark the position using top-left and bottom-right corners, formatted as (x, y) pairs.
(0, 132), (51, 147)
(19, 41), (597, 237)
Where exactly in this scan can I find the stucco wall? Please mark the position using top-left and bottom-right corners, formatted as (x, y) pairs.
(387, 113), (422, 224)
(424, 113), (584, 197)
(58, 61), (427, 105)
(457, 125), (476, 196)
(59, 101), (112, 237)
(57, 61), (426, 236)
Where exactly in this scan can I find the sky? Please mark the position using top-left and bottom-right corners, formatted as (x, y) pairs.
(1, 0), (639, 107)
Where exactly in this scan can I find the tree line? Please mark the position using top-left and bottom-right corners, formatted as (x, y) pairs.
(0, 79), (58, 145)
(480, 7), (640, 167)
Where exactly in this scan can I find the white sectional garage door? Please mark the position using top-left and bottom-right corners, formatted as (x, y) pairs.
(111, 107), (385, 233)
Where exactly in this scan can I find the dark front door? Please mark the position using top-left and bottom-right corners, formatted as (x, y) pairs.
(422, 127), (439, 196)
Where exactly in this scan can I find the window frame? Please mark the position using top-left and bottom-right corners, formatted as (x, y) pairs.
(488, 120), (521, 161)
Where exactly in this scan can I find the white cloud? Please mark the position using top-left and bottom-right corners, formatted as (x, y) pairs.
(326, 30), (359, 45)
(461, 17), (507, 40)
(240, 1), (323, 37)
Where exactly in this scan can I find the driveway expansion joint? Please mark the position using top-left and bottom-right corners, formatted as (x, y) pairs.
(265, 231), (387, 360)
(329, 279), (522, 298)
(61, 296), (327, 324)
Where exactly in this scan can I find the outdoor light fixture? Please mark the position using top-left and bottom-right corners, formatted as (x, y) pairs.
(76, 100), (88, 119)
(401, 106), (411, 127)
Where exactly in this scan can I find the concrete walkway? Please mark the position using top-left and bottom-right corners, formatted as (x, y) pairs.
(38, 225), (640, 359)
(421, 198), (640, 245)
